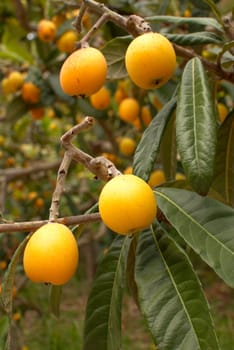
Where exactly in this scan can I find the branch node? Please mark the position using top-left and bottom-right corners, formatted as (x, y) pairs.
(126, 14), (152, 37)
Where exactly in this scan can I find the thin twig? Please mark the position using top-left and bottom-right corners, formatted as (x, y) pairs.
(73, 1), (87, 33)
(49, 152), (73, 222)
(76, 13), (109, 48)
(48, 116), (121, 222)
(60, 116), (121, 181)
(0, 213), (101, 234)
(0, 161), (60, 182)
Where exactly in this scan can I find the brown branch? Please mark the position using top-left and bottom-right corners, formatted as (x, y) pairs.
(49, 152), (73, 222)
(81, 0), (128, 32)
(0, 177), (7, 213)
(49, 116), (121, 222)
(0, 161), (61, 182)
(74, 0), (151, 47)
(73, 1), (87, 33)
(13, 0), (31, 31)
(60, 116), (121, 181)
(76, 0), (234, 83)
(0, 213), (101, 234)
(174, 44), (234, 82)
(76, 13), (109, 48)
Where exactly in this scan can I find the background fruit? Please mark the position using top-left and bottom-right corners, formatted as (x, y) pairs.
(23, 223), (79, 285)
(57, 30), (78, 53)
(217, 102), (228, 123)
(1, 71), (24, 95)
(119, 137), (136, 156)
(90, 86), (111, 110)
(125, 32), (176, 89)
(175, 172), (186, 181)
(123, 166), (133, 174)
(8, 71), (24, 91)
(30, 107), (45, 120)
(118, 97), (140, 124)
(134, 105), (153, 130)
(59, 47), (107, 96)
(148, 169), (166, 187)
(37, 19), (56, 42)
(21, 82), (41, 104)
(99, 174), (157, 234)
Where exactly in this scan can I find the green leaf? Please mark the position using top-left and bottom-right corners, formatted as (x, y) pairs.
(147, 16), (224, 33)
(135, 228), (220, 350)
(217, 41), (234, 71)
(176, 57), (217, 195)
(6, 96), (28, 121)
(1, 236), (28, 315)
(101, 36), (131, 80)
(160, 112), (177, 181)
(202, 0), (222, 23)
(165, 32), (223, 46)
(0, 19), (33, 64)
(133, 96), (177, 181)
(156, 187), (234, 288)
(83, 235), (131, 350)
(211, 110), (234, 207)
(0, 316), (9, 347)
(47, 74), (74, 103)
(49, 285), (62, 318)
(77, 97), (106, 119)
(126, 236), (138, 305)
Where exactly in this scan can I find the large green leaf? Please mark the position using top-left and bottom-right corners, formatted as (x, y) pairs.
(101, 36), (131, 80)
(211, 110), (234, 207)
(147, 16), (224, 33)
(165, 32), (223, 46)
(159, 113), (177, 181)
(156, 187), (234, 288)
(83, 235), (131, 350)
(133, 96), (177, 181)
(135, 228), (220, 350)
(126, 235), (138, 305)
(1, 236), (28, 315)
(176, 57), (217, 195)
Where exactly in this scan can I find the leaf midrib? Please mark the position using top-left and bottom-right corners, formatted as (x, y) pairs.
(192, 59), (201, 177)
(225, 120), (234, 203)
(152, 230), (201, 349)
(156, 190), (234, 256)
(107, 238), (128, 349)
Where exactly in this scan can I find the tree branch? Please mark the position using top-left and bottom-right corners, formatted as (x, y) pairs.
(0, 161), (60, 182)
(13, 0), (31, 31)
(75, 0), (234, 83)
(0, 213), (101, 234)
(174, 43), (234, 82)
(49, 116), (121, 222)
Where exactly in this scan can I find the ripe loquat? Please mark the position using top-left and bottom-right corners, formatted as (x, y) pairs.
(37, 19), (56, 42)
(118, 97), (140, 124)
(90, 86), (111, 110)
(59, 47), (107, 97)
(125, 32), (176, 89)
(99, 174), (157, 235)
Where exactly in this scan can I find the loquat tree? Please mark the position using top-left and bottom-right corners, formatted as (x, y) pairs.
(0, 0), (234, 349)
